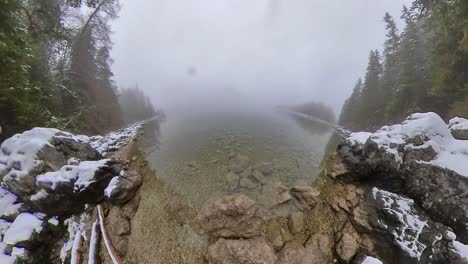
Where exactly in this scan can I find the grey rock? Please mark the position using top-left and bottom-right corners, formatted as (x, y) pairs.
(288, 211), (304, 234)
(106, 170), (143, 205)
(239, 177), (257, 190)
(251, 170), (266, 184)
(266, 219), (284, 250)
(225, 172), (240, 191)
(289, 186), (320, 211)
(207, 237), (277, 264)
(336, 233), (358, 263)
(277, 241), (325, 264)
(229, 155), (251, 174)
(195, 194), (268, 239)
(31, 159), (122, 216)
(254, 162), (274, 175)
(273, 191), (291, 206)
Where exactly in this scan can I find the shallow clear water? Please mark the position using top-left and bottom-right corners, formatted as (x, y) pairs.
(146, 106), (333, 215)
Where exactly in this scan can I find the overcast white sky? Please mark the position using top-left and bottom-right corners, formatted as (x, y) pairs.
(111, 0), (412, 113)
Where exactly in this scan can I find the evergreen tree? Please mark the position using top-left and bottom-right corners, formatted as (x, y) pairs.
(340, 78), (363, 130)
(119, 86), (157, 124)
(360, 50), (383, 126)
(381, 13), (401, 118)
(387, 6), (431, 120)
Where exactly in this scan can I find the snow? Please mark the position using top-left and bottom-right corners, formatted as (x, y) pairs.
(362, 256), (383, 264)
(89, 124), (142, 156)
(0, 253), (16, 264)
(104, 176), (120, 198)
(36, 159), (110, 192)
(453, 241), (468, 261)
(0, 128), (59, 182)
(0, 187), (22, 218)
(30, 189), (48, 201)
(347, 112), (468, 176)
(447, 231), (457, 241)
(372, 188), (428, 260)
(48, 217), (59, 226)
(60, 214), (88, 263)
(3, 213), (43, 245)
(348, 131), (372, 145)
(11, 247), (26, 259)
(449, 117), (468, 131)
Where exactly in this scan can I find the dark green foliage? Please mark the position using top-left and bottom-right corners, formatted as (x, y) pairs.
(0, 0), (123, 141)
(0, 0), (48, 139)
(340, 1), (468, 131)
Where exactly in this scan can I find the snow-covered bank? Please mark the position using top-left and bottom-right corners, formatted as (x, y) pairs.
(347, 112), (468, 176)
(0, 122), (145, 263)
(327, 112), (468, 264)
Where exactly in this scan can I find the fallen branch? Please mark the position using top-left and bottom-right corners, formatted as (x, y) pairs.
(70, 232), (82, 264)
(88, 221), (100, 264)
(97, 205), (124, 264)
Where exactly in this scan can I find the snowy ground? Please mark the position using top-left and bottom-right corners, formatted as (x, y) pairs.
(347, 112), (468, 176)
(0, 122), (143, 263)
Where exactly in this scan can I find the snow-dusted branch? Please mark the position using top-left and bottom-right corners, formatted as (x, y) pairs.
(97, 205), (124, 264)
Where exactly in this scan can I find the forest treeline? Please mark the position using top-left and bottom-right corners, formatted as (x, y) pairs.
(0, 0), (156, 141)
(340, 0), (467, 131)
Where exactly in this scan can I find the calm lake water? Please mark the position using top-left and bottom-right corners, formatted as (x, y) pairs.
(145, 106), (333, 215)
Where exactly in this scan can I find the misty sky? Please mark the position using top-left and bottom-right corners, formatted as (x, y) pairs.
(111, 0), (412, 113)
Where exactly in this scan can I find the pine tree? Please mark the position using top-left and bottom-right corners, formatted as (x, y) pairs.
(387, 6), (431, 120)
(340, 78), (363, 130)
(360, 50), (383, 127)
(381, 13), (401, 118)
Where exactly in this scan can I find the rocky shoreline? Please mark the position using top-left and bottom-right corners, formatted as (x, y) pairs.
(1, 112), (468, 263)
(0, 121), (149, 263)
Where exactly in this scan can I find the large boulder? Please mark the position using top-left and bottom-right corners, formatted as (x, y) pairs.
(207, 237), (277, 264)
(366, 187), (462, 263)
(337, 112), (468, 244)
(32, 159), (121, 216)
(0, 128), (100, 197)
(104, 170), (143, 205)
(195, 194), (268, 239)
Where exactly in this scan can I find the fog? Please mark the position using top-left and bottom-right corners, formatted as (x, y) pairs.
(111, 0), (411, 114)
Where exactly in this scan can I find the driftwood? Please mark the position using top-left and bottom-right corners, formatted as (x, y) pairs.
(97, 205), (124, 264)
(88, 221), (100, 264)
(70, 232), (82, 264)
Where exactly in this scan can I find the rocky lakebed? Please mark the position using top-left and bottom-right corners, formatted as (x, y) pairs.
(0, 111), (468, 264)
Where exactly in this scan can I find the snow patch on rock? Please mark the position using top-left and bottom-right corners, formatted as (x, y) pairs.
(89, 123), (142, 156)
(0, 128), (59, 182)
(453, 241), (468, 261)
(347, 112), (468, 176)
(36, 159), (109, 191)
(60, 213), (88, 263)
(372, 188), (427, 259)
(104, 176), (120, 198)
(3, 212), (43, 246)
(0, 187), (22, 218)
(449, 117), (468, 131)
